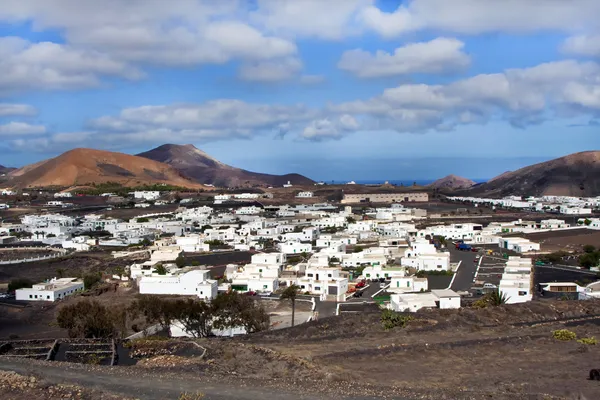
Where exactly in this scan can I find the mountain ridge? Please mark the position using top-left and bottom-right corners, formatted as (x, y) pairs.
(6, 148), (206, 189)
(458, 151), (600, 197)
(137, 144), (314, 187)
(428, 174), (475, 191)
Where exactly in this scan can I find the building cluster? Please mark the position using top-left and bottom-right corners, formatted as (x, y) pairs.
(448, 195), (598, 215)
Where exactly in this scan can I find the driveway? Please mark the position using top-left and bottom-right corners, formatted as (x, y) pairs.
(448, 246), (478, 291)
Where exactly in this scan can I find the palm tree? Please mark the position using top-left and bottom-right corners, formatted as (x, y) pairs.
(488, 290), (509, 306)
(281, 284), (300, 327)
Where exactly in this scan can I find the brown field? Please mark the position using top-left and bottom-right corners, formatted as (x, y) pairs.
(522, 229), (600, 253)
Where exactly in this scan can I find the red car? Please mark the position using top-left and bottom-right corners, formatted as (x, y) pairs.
(356, 281), (366, 289)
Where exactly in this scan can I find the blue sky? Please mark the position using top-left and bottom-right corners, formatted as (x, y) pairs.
(0, 0), (598, 181)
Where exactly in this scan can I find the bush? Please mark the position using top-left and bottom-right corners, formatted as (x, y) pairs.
(136, 217), (149, 223)
(553, 329), (577, 341)
(83, 273), (102, 289)
(380, 309), (413, 330)
(8, 278), (33, 292)
(583, 245), (596, 254)
(57, 299), (118, 338)
(577, 337), (597, 345)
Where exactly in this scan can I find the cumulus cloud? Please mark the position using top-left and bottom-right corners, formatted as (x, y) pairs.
(331, 60), (600, 133)
(85, 100), (320, 146)
(562, 35), (600, 57)
(301, 115), (360, 141)
(359, 0), (600, 38)
(238, 57), (303, 82)
(0, 103), (36, 116)
(338, 38), (470, 78)
(0, 37), (142, 94)
(0, 122), (46, 136)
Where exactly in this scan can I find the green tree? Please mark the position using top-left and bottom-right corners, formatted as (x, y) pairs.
(280, 284), (300, 327)
(346, 216), (356, 224)
(136, 217), (150, 223)
(487, 290), (510, 306)
(579, 252), (600, 269)
(583, 245), (596, 254)
(353, 246), (363, 253)
(154, 263), (168, 275)
(174, 298), (213, 338)
(55, 268), (65, 278)
(584, 219), (592, 226)
(8, 278), (33, 292)
(83, 273), (101, 290)
(57, 299), (117, 338)
(175, 256), (186, 268)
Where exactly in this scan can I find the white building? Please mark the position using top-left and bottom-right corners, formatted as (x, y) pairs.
(151, 247), (183, 262)
(54, 192), (73, 198)
(498, 237), (540, 253)
(389, 289), (460, 312)
(1, 189), (15, 196)
(15, 278), (84, 302)
(283, 181), (293, 188)
(498, 257), (532, 304)
(278, 241), (312, 254)
(389, 276), (428, 292)
(296, 191), (314, 198)
(139, 270), (218, 300)
(295, 266), (348, 301)
(0, 203), (9, 209)
(176, 235), (210, 252)
(235, 206), (262, 215)
(133, 191), (161, 201)
(401, 239), (450, 271)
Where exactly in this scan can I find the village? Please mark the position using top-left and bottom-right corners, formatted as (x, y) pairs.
(0, 187), (599, 338)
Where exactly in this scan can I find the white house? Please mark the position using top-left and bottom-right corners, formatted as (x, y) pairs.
(362, 265), (405, 280)
(150, 247), (183, 262)
(1, 189), (15, 196)
(139, 270), (218, 300)
(133, 191), (161, 201)
(498, 257), (532, 304)
(235, 206), (262, 215)
(176, 235), (210, 252)
(295, 266), (348, 301)
(54, 192), (73, 198)
(389, 276), (428, 292)
(498, 237), (540, 253)
(15, 278), (84, 302)
(283, 181), (293, 188)
(278, 241), (312, 254)
(296, 191), (314, 198)
(389, 289), (460, 312)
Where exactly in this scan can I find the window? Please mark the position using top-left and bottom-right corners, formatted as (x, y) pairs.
(307, 273), (313, 277)
(301, 285), (305, 289)
(47, 296), (50, 299)
(518, 291), (527, 296)
(259, 269), (263, 273)
(34, 295), (38, 299)
(263, 285), (268, 289)
(327, 274), (332, 278)
(29, 295), (32, 299)
(366, 274), (370, 278)
(315, 286), (321, 291)
(407, 281), (410, 287)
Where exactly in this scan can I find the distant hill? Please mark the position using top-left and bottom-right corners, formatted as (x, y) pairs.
(7, 148), (205, 189)
(428, 175), (475, 191)
(459, 151), (600, 197)
(137, 144), (314, 188)
(0, 165), (15, 175)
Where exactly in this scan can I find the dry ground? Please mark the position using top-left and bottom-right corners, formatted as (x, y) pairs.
(521, 229), (600, 253)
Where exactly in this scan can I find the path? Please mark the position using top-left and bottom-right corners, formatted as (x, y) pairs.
(0, 358), (386, 400)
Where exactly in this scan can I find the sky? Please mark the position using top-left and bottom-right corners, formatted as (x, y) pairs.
(0, 0), (598, 181)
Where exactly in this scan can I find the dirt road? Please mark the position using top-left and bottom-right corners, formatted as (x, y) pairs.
(0, 358), (389, 400)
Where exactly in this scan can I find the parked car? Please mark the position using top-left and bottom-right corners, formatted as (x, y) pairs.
(355, 281), (366, 289)
(245, 291), (257, 296)
(380, 282), (388, 288)
(259, 291), (272, 297)
(353, 291), (363, 298)
(483, 283), (497, 289)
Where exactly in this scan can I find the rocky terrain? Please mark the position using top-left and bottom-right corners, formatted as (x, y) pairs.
(428, 174), (475, 191)
(461, 151), (600, 197)
(6, 148), (205, 189)
(0, 165), (14, 175)
(2, 299), (600, 399)
(138, 143), (314, 188)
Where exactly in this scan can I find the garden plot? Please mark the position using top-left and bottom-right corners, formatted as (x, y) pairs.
(54, 339), (116, 366)
(0, 339), (57, 360)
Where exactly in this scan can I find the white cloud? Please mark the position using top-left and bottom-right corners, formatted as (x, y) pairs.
(0, 103), (36, 116)
(562, 35), (600, 57)
(86, 100), (320, 146)
(0, 121), (46, 136)
(360, 0), (600, 38)
(331, 60), (600, 134)
(238, 57), (303, 82)
(338, 38), (470, 78)
(0, 37), (142, 94)
(251, 0), (372, 40)
(301, 115), (360, 140)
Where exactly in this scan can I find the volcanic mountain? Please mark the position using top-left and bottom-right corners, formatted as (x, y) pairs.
(460, 151), (600, 197)
(137, 144), (314, 187)
(7, 148), (204, 189)
(428, 174), (475, 191)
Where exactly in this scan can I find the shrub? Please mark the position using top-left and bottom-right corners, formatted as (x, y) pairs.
(553, 329), (577, 341)
(83, 273), (101, 289)
(577, 337), (597, 345)
(380, 309), (413, 330)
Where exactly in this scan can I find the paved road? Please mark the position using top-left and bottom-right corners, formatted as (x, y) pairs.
(0, 358), (390, 400)
(448, 247), (479, 291)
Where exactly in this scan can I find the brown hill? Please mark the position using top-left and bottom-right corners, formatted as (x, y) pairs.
(7, 148), (205, 189)
(460, 151), (600, 197)
(137, 144), (314, 188)
(428, 174), (475, 191)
